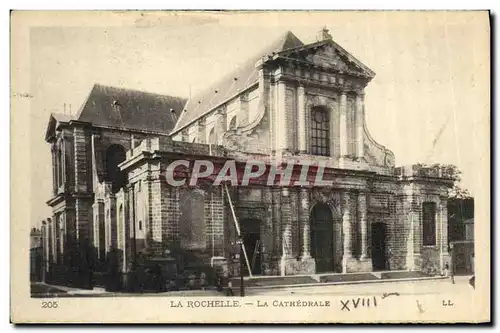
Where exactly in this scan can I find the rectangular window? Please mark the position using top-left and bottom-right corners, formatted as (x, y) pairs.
(422, 202), (437, 246)
(310, 107), (330, 156)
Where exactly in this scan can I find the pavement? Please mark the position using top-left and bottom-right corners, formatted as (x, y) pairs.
(246, 275), (475, 296)
(32, 271), (469, 297)
(229, 270), (446, 289)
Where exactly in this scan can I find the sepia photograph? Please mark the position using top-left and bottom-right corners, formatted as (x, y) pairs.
(11, 10), (490, 323)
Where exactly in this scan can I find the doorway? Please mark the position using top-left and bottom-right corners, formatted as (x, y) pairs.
(310, 203), (334, 273)
(240, 219), (261, 276)
(371, 222), (387, 271)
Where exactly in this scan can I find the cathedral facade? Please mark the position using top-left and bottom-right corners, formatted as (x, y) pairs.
(41, 30), (454, 289)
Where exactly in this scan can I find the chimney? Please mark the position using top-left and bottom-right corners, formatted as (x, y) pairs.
(317, 26), (332, 42)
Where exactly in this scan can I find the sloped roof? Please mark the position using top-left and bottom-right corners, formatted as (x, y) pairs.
(171, 31), (304, 134)
(76, 84), (187, 133)
(45, 112), (75, 142)
(51, 113), (73, 124)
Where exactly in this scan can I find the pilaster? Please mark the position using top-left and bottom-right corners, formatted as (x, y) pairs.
(339, 90), (348, 160)
(271, 188), (281, 258)
(47, 217), (54, 264)
(440, 196), (450, 272)
(92, 199), (105, 260)
(342, 191), (352, 273)
(104, 191), (117, 252)
(359, 192), (368, 259)
(406, 194), (422, 271)
(355, 91), (365, 159)
(299, 188), (311, 258)
(277, 81), (289, 152)
(281, 188), (292, 258)
(262, 187), (275, 274)
(297, 84), (307, 153)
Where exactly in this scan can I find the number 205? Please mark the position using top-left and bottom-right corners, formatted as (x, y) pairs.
(41, 301), (58, 308)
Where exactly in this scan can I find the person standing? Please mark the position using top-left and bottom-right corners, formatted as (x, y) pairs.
(226, 280), (234, 296)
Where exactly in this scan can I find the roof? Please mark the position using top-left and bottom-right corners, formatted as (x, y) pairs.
(171, 31), (304, 133)
(45, 112), (75, 142)
(76, 84), (187, 133)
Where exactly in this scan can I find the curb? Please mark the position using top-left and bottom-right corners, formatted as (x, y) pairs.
(243, 275), (448, 290)
(33, 276), (450, 296)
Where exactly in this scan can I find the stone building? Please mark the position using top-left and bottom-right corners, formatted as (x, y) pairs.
(41, 30), (454, 289)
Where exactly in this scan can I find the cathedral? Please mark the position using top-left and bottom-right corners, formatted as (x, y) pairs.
(41, 29), (454, 290)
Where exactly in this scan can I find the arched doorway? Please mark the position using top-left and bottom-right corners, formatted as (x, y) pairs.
(104, 144), (127, 193)
(371, 222), (387, 271)
(240, 219), (261, 276)
(310, 203), (334, 273)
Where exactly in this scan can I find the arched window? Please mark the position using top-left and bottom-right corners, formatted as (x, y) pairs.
(208, 127), (216, 144)
(310, 106), (330, 156)
(104, 144), (127, 193)
(229, 116), (237, 130)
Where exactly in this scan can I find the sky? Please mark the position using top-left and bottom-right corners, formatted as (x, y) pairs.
(26, 11), (489, 226)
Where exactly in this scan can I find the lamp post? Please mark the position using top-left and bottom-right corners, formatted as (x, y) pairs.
(236, 237), (245, 297)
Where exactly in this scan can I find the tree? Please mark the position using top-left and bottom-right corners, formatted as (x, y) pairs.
(416, 163), (472, 199)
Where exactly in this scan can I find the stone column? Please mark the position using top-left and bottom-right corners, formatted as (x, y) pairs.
(406, 193), (421, 271)
(59, 213), (66, 263)
(104, 191), (117, 253)
(355, 91), (365, 159)
(339, 91), (348, 158)
(281, 188), (292, 258)
(342, 191), (352, 273)
(262, 187), (274, 273)
(299, 188), (311, 258)
(92, 200), (105, 259)
(358, 192), (368, 259)
(271, 188), (281, 258)
(297, 85), (307, 153)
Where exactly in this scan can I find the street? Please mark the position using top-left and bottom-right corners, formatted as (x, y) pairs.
(32, 275), (475, 298)
(245, 276), (475, 297)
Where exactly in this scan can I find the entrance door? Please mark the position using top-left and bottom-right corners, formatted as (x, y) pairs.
(310, 203), (334, 273)
(371, 223), (387, 271)
(240, 219), (261, 276)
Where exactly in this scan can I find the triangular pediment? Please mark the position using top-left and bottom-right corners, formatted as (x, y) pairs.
(279, 40), (375, 79)
(45, 113), (73, 142)
(306, 45), (354, 71)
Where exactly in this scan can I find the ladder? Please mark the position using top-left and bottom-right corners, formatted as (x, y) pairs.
(224, 183), (253, 278)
